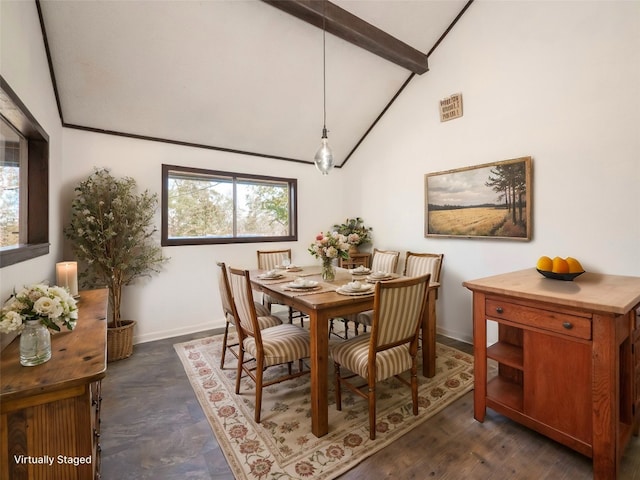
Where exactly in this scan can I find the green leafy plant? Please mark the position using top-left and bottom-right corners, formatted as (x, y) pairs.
(332, 217), (372, 246)
(64, 168), (168, 328)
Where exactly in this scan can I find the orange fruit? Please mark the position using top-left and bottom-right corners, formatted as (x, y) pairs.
(536, 256), (553, 271)
(551, 257), (570, 274)
(566, 257), (584, 273)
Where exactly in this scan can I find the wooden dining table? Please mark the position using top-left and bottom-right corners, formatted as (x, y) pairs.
(250, 265), (439, 438)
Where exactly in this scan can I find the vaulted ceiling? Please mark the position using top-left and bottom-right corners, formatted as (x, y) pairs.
(38, 0), (471, 169)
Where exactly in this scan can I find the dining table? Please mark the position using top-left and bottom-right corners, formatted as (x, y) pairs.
(249, 265), (439, 438)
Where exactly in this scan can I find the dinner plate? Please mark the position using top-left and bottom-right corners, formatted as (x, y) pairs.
(258, 273), (284, 280)
(351, 267), (371, 275)
(285, 280), (319, 289)
(366, 274), (393, 282)
(336, 287), (375, 296)
(341, 282), (374, 293)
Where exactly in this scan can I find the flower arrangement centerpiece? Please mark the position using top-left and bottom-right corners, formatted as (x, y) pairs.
(308, 231), (350, 281)
(333, 217), (372, 253)
(0, 284), (78, 366)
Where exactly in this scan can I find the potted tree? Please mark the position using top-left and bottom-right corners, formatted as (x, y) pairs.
(65, 168), (168, 361)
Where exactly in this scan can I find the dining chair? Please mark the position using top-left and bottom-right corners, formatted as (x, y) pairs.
(403, 251), (444, 283)
(228, 267), (311, 423)
(256, 249), (305, 326)
(331, 274), (430, 440)
(370, 248), (400, 274)
(216, 262), (282, 369)
(346, 248), (401, 335)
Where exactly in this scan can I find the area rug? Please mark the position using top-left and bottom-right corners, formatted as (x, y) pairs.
(174, 333), (474, 480)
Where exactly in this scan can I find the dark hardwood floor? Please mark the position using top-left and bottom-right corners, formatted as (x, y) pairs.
(100, 330), (640, 479)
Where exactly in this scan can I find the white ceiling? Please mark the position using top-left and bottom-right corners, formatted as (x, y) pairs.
(39, 0), (470, 168)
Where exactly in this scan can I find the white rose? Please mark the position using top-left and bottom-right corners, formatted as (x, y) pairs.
(33, 296), (63, 319)
(0, 311), (23, 333)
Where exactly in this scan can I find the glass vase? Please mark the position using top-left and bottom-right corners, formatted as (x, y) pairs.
(322, 258), (336, 281)
(20, 320), (51, 366)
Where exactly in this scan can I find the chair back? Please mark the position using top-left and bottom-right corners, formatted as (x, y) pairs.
(371, 274), (430, 351)
(257, 249), (292, 270)
(403, 252), (444, 283)
(216, 261), (235, 320)
(228, 267), (261, 340)
(371, 248), (400, 273)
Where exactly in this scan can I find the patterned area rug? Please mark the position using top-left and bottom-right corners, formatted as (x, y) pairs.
(174, 333), (474, 480)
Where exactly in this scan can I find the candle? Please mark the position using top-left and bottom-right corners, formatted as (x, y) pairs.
(56, 261), (78, 296)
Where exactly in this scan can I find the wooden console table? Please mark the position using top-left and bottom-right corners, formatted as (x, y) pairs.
(1, 289), (108, 480)
(464, 269), (640, 479)
(339, 252), (371, 269)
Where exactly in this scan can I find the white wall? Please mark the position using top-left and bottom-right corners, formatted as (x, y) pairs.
(343, 1), (640, 343)
(61, 129), (352, 342)
(0, 1), (66, 347)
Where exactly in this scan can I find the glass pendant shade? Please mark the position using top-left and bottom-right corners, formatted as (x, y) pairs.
(314, 128), (334, 175)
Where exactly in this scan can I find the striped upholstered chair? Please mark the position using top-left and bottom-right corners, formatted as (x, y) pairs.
(403, 251), (444, 283)
(348, 248), (400, 335)
(216, 262), (282, 369)
(256, 249), (304, 325)
(331, 274), (430, 440)
(228, 267), (311, 423)
(370, 248), (400, 274)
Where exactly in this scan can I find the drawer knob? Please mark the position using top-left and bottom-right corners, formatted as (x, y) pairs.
(495, 307), (504, 314)
(562, 322), (573, 330)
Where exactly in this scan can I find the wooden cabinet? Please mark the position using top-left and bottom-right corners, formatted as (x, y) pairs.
(633, 306), (640, 436)
(1, 289), (108, 480)
(339, 252), (371, 269)
(464, 269), (640, 480)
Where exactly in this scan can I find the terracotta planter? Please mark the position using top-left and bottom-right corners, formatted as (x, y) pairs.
(107, 320), (136, 362)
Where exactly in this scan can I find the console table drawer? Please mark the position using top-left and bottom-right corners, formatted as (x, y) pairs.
(486, 299), (591, 340)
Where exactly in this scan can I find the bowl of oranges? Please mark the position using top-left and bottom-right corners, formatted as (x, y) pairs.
(536, 256), (584, 281)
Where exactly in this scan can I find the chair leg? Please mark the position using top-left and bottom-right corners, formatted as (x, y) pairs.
(235, 347), (244, 395)
(368, 381), (376, 440)
(255, 358), (264, 423)
(334, 363), (342, 411)
(411, 358), (419, 416)
(220, 319), (230, 369)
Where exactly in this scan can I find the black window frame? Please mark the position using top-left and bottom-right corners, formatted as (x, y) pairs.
(0, 76), (49, 268)
(161, 164), (298, 246)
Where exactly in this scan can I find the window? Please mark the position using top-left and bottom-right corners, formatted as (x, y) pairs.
(0, 76), (49, 268)
(161, 164), (297, 246)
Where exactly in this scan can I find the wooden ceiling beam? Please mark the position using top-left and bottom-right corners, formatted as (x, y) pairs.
(261, 0), (429, 74)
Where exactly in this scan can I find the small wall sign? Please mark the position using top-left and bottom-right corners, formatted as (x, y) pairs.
(439, 93), (463, 122)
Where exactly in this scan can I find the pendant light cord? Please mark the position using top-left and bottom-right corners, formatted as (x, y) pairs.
(322, 2), (327, 132)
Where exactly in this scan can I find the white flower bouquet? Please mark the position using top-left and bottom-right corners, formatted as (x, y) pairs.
(0, 284), (78, 334)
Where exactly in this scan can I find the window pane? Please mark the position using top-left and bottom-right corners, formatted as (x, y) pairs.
(167, 175), (233, 238)
(236, 180), (290, 237)
(162, 165), (297, 246)
(0, 119), (22, 248)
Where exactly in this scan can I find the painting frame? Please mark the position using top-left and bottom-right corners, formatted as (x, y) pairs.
(424, 156), (532, 240)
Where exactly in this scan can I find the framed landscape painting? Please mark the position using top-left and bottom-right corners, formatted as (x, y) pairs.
(425, 156), (532, 240)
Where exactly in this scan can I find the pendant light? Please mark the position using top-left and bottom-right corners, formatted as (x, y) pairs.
(314, 4), (334, 175)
